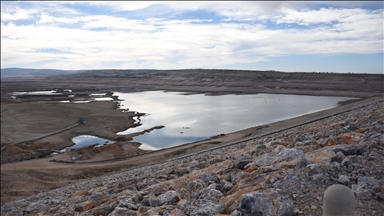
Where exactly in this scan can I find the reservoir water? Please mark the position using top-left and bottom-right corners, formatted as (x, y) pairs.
(115, 91), (358, 150)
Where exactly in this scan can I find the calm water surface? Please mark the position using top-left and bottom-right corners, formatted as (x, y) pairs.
(71, 135), (114, 149)
(114, 91), (358, 150)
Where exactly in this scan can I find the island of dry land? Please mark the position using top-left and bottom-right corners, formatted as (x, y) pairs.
(1, 69), (383, 215)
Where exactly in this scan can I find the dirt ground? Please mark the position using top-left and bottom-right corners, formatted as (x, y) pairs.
(1, 70), (383, 204)
(1, 101), (138, 148)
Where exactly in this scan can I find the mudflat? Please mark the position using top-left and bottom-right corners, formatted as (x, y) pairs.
(1, 69), (383, 204)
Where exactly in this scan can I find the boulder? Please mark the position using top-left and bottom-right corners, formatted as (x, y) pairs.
(251, 145), (266, 157)
(284, 173), (298, 181)
(157, 191), (180, 205)
(333, 146), (367, 156)
(327, 139), (338, 146)
(338, 132), (365, 144)
(295, 156), (310, 169)
(74, 200), (96, 212)
(187, 180), (206, 193)
(220, 180), (233, 194)
(337, 175), (350, 186)
(200, 173), (220, 185)
(353, 177), (380, 200)
(163, 208), (184, 216)
(307, 163), (333, 176)
(376, 194), (384, 202)
(278, 148), (304, 162)
(141, 196), (160, 207)
(194, 188), (223, 202)
(237, 153), (251, 161)
(117, 199), (138, 210)
(108, 207), (138, 216)
(341, 158), (352, 168)
(305, 148), (335, 163)
(237, 160), (253, 170)
(254, 155), (277, 166)
(238, 191), (293, 216)
(323, 184), (356, 216)
(295, 140), (312, 146)
(331, 151), (346, 163)
(190, 201), (225, 216)
(231, 210), (242, 216)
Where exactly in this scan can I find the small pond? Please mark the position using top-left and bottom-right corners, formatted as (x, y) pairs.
(70, 135), (115, 149)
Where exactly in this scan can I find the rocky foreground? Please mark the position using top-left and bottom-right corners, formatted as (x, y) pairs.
(1, 101), (384, 216)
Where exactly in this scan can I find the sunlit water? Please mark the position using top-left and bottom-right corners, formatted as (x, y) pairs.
(12, 90), (62, 95)
(114, 91), (358, 150)
(70, 135), (114, 149)
(11, 90), (113, 103)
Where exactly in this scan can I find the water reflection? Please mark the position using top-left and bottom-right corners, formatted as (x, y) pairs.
(12, 90), (62, 95)
(93, 97), (114, 101)
(71, 135), (114, 149)
(115, 91), (358, 149)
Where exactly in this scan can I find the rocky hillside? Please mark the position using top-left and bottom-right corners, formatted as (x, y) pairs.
(1, 101), (383, 216)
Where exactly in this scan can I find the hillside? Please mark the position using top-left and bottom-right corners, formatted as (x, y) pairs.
(1, 69), (383, 98)
(0, 68), (84, 78)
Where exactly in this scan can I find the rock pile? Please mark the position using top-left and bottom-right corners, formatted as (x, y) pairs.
(1, 142), (55, 164)
(1, 101), (383, 215)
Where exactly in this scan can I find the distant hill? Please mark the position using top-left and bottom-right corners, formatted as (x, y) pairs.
(0, 68), (85, 77)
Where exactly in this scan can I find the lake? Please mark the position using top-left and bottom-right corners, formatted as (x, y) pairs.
(115, 91), (358, 150)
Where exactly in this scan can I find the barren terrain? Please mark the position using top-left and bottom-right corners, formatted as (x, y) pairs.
(1, 69), (383, 209)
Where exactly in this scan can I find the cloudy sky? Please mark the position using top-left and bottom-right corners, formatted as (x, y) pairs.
(1, 1), (383, 73)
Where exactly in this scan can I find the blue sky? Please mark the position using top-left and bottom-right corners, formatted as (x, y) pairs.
(1, 1), (383, 73)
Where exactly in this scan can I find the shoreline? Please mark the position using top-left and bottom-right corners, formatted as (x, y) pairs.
(1, 89), (382, 204)
(2, 93), (379, 165)
(2, 92), (378, 160)
(107, 91), (363, 151)
(0, 90), (376, 153)
(3, 99), (382, 215)
(125, 94), (381, 161)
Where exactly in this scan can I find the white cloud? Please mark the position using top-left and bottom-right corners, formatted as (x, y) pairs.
(77, 1), (161, 11)
(1, 2), (383, 70)
(37, 12), (79, 24)
(1, 9), (31, 21)
(1, 4), (40, 21)
(312, 1), (383, 9)
(275, 8), (382, 26)
(65, 1), (303, 20)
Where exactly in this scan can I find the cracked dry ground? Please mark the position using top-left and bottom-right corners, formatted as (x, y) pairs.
(1, 101), (383, 216)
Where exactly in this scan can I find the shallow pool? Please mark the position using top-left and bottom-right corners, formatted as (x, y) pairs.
(70, 135), (114, 149)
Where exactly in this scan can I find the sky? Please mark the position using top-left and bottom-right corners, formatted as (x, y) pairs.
(1, 1), (383, 73)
